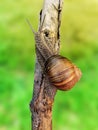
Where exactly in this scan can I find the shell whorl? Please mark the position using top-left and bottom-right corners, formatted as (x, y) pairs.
(45, 55), (82, 91)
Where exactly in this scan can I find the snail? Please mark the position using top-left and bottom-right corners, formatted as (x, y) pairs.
(27, 19), (82, 91)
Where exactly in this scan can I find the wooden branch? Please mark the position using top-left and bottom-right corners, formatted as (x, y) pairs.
(30, 0), (63, 130)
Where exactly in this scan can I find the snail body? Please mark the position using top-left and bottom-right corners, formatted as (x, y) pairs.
(45, 55), (81, 91)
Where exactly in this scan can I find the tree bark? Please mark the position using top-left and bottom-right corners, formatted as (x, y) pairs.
(30, 0), (63, 130)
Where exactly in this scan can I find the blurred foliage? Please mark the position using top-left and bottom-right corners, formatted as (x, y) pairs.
(0, 0), (98, 130)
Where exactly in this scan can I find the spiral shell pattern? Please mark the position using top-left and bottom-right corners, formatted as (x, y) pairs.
(45, 55), (82, 91)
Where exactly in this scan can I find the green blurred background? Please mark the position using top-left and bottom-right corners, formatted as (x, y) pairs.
(0, 0), (98, 130)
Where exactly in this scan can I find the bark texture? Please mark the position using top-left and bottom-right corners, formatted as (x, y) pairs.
(30, 0), (63, 130)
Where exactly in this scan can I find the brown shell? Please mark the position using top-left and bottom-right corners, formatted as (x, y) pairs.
(45, 55), (82, 91)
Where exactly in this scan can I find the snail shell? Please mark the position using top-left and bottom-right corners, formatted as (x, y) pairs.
(45, 55), (82, 91)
